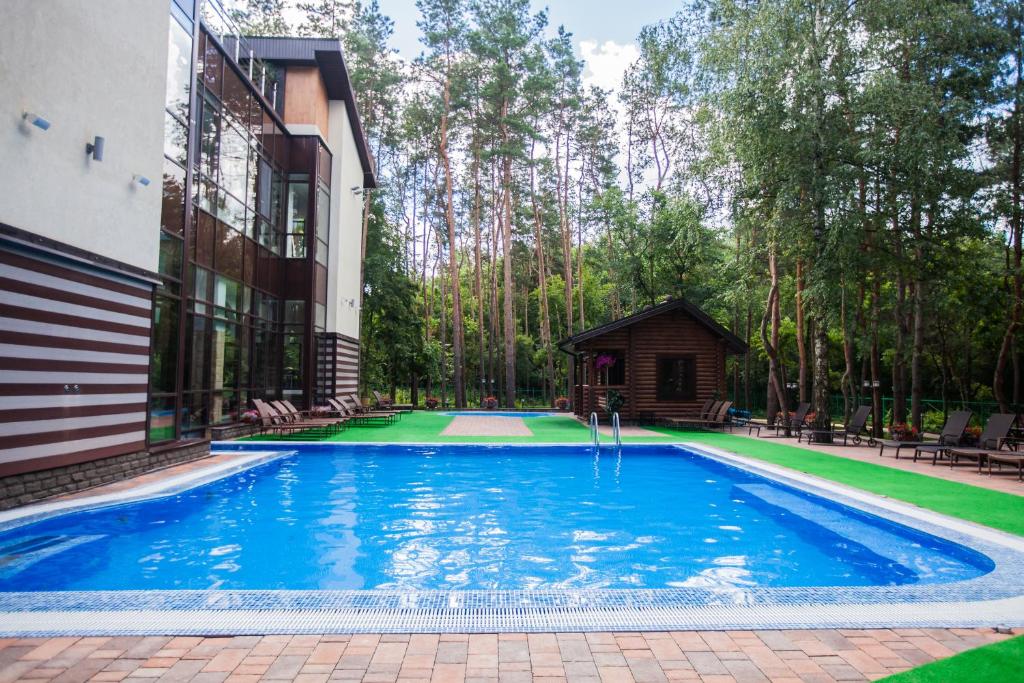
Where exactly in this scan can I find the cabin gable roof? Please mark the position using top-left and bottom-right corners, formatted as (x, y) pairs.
(557, 298), (748, 354)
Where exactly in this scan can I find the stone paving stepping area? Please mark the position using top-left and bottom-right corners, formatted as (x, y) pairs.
(441, 416), (533, 437)
(0, 628), (1015, 682)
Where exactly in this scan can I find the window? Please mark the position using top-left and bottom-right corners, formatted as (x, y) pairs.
(286, 175), (309, 258)
(165, 19), (193, 121)
(656, 356), (697, 401)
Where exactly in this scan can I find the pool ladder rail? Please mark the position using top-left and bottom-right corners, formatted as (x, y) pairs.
(589, 412), (622, 449)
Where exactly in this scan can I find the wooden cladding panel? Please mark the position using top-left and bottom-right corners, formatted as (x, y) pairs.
(0, 245), (154, 476)
(283, 66), (330, 136)
(575, 308), (729, 419)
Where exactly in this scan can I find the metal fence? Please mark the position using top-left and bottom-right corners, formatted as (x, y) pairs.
(735, 392), (1005, 428)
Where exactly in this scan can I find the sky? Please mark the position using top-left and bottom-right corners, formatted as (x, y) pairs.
(377, 0), (683, 93)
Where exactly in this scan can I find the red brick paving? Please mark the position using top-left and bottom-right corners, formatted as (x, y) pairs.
(0, 629), (1015, 683)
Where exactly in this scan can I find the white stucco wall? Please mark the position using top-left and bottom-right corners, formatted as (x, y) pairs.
(0, 1), (167, 273)
(325, 101), (366, 339)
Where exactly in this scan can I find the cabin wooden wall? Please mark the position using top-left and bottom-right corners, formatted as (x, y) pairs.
(574, 308), (728, 420)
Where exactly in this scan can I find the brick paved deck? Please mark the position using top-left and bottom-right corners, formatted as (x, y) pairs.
(0, 628), (1015, 682)
(440, 416), (533, 437)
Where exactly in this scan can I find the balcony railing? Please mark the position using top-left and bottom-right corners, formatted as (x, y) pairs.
(201, 0), (282, 108)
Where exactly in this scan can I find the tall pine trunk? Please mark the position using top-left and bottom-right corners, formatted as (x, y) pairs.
(438, 78), (465, 408)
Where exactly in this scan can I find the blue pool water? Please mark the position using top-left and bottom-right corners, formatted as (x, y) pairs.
(443, 411), (554, 418)
(0, 445), (993, 591)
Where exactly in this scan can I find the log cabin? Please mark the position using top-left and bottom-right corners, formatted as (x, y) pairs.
(558, 298), (748, 422)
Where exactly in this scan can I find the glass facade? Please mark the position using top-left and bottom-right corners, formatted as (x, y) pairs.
(148, 2), (334, 443)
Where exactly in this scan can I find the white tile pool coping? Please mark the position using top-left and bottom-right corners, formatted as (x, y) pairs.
(0, 442), (1022, 636)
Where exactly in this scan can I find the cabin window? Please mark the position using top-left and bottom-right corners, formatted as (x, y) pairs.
(656, 355), (696, 401)
(595, 351), (625, 386)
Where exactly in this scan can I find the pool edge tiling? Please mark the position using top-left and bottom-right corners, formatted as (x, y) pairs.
(1, 442), (1023, 636)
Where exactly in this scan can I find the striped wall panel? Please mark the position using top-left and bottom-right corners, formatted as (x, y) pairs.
(0, 246), (154, 477)
(316, 333), (360, 403)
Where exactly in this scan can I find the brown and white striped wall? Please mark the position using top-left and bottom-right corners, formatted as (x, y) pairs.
(316, 332), (360, 403)
(0, 233), (155, 478)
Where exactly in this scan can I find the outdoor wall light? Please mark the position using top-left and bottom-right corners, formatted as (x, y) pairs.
(350, 185), (364, 195)
(86, 136), (105, 161)
(22, 111), (51, 130)
(132, 175), (151, 187)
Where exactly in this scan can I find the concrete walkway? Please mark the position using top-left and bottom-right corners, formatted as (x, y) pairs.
(0, 628), (1015, 682)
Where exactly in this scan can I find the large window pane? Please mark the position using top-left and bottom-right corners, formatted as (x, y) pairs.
(161, 159), (187, 235)
(164, 112), (188, 167)
(286, 176), (309, 258)
(150, 294), (179, 393)
(148, 395), (176, 443)
(158, 232), (183, 280)
(165, 20), (193, 120)
(214, 274), (242, 318)
(184, 314), (210, 392)
(220, 122), (248, 201)
(315, 184), (330, 243)
(200, 99), (220, 180)
(212, 319), (239, 390)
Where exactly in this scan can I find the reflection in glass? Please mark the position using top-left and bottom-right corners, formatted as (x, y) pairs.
(161, 160), (187, 235)
(150, 295), (180, 394)
(165, 20), (193, 120)
(164, 112), (188, 167)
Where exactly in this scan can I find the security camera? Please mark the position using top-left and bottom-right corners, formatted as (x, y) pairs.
(22, 111), (51, 130)
(133, 175), (151, 187)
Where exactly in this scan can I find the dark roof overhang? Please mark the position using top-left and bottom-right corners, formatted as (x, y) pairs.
(247, 37), (377, 188)
(557, 297), (749, 355)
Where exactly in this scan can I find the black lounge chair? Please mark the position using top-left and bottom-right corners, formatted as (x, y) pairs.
(763, 402), (811, 438)
(798, 405), (872, 446)
(914, 413), (1016, 465)
(877, 410), (971, 459)
(985, 452), (1024, 481)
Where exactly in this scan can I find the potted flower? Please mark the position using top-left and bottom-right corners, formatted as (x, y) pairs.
(606, 389), (626, 415)
(554, 396), (570, 411)
(963, 425), (982, 446)
(241, 409), (260, 424)
(311, 405), (334, 417)
(594, 353), (616, 384)
(425, 396), (440, 410)
(484, 396), (498, 410)
(889, 422), (919, 442)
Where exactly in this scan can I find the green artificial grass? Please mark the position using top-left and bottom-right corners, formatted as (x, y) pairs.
(242, 412), (1024, 536)
(877, 635), (1023, 682)
(661, 431), (1024, 537)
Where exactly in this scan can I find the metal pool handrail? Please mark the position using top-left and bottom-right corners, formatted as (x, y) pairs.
(589, 412), (599, 446)
(612, 412), (621, 448)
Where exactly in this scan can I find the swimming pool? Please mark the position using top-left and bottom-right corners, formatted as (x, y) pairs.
(0, 444), (998, 591)
(2, 443), (1023, 634)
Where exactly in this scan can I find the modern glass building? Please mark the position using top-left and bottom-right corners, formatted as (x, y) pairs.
(0, 0), (375, 501)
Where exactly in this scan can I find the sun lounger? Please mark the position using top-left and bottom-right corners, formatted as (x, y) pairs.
(702, 400), (734, 431)
(877, 410), (971, 459)
(798, 405), (872, 445)
(373, 390), (413, 412)
(664, 399), (719, 429)
(352, 393), (402, 419)
(272, 400), (347, 433)
(253, 399), (342, 438)
(762, 402), (811, 438)
(340, 395), (397, 423)
(916, 413), (1016, 465)
(985, 452), (1024, 481)
(329, 398), (392, 426)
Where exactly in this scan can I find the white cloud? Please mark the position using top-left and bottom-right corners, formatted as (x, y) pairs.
(578, 39), (639, 96)
(579, 39), (639, 187)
